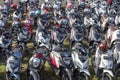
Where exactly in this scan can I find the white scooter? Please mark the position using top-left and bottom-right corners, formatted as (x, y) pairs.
(71, 43), (90, 80)
(94, 50), (114, 80)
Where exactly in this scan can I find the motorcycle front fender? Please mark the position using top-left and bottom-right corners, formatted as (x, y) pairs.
(10, 73), (20, 80)
(103, 69), (114, 77)
(80, 69), (91, 76)
(30, 71), (40, 80)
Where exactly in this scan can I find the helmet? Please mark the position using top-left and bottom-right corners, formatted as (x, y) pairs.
(60, 19), (68, 26)
(45, 0), (51, 3)
(84, 8), (91, 15)
(3, 30), (10, 38)
(13, 11), (21, 21)
(2, 9), (8, 15)
(23, 18), (33, 28)
(21, 27), (28, 35)
(53, 3), (60, 10)
(101, 1), (108, 9)
(11, 3), (18, 9)
(35, 10), (41, 16)
(99, 42), (107, 51)
(66, 3), (72, 10)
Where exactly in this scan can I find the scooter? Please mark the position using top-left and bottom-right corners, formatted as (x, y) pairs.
(6, 46), (23, 80)
(71, 42), (91, 80)
(12, 20), (21, 41)
(27, 28), (51, 80)
(27, 46), (49, 80)
(49, 29), (73, 80)
(111, 41), (120, 80)
(48, 43), (73, 80)
(93, 50), (114, 80)
(17, 27), (29, 56)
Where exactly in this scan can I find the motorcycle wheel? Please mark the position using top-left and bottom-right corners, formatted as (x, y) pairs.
(78, 72), (90, 80)
(28, 74), (34, 80)
(60, 70), (72, 80)
(101, 73), (113, 80)
(6, 72), (19, 80)
(115, 69), (120, 80)
(10, 77), (18, 80)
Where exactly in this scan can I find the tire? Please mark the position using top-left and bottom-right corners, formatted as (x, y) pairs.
(102, 73), (113, 80)
(77, 72), (90, 80)
(6, 74), (18, 80)
(10, 77), (18, 80)
(60, 69), (72, 80)
(27, 74), (34, 80)
(73, 71), (90, 80)
(115, 69), (120, 80)
(6, 72), (19, 80)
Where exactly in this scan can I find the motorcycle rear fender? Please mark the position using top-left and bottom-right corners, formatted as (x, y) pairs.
(10, 73), (20, 80)
(103, 69), (114, 77)
(30, 71), (40, 80)
(80, 69), (91, 76)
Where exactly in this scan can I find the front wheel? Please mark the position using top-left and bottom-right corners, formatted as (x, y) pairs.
(76, 72), (90, 80)
(28, 74), (34, 80)
(6, 72), (18, 80)
(114, 69), (120, 80)
(100, 73), (114, 80)
(60, 69), (72, 80)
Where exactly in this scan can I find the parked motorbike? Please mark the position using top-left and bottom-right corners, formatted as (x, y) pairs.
(6, 46), (23, 80)
(93, 50), (114, 80)
(35, 29), (51, 49)
(27, 46), (49, 80)
(69, 22), (84, 50)
(17, 27), (29, 56)
(12, 20), (21, 41)
(48, 43), (73, 80)
(112, 41), (120, 80)
(0, 32), (12, 64)
(71, 42), (90, 80)
(88, 25), (101, 55)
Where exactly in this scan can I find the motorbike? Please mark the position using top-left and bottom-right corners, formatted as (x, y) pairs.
(93, 50), (114, 80)
(71, 42), (91, 80)
(27, 27), (51, 80)
(49, 28), (73, 80)
(35, 29), (51, 49)
(69, 22), (84, 50)
(12, 20), (21, 41)
(27, 46), (49, 80)
(6, 46), (23, 80)
(88, 25), (101, 55)
(48, 43), (73, 80)
(17, 27), (29, 56)
(112, 41), (120, 80)
(0, 33), (12, 64)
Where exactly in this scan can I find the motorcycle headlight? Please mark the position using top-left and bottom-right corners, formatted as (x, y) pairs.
(32, 58), (41, 68)
(63, 58), (71, 66)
